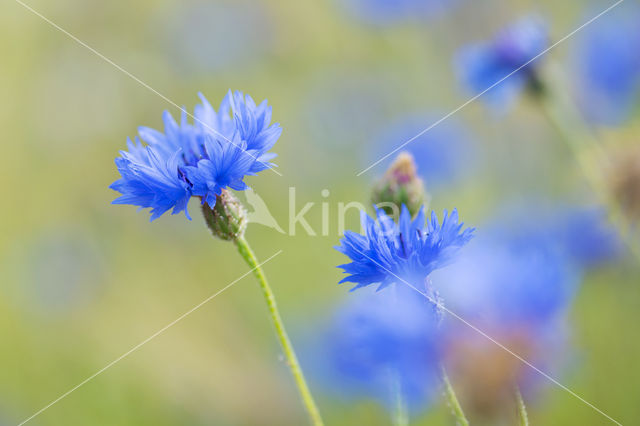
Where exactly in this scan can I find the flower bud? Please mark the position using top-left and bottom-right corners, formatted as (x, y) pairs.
(202, 189), (248, 241)
(371, 151), (428, 218)
(609, 145), (640, 221)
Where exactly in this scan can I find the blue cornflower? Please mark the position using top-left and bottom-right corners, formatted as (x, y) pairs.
(335, 205), (474, 292)
(110, 138), (193, 221)
(435, 234), (578, 328)
(165, 2), (272, 74)
(573, 4), (640, 125)
(486, 201), (621, 269)
(558, 207), (621, 267)
(433, 211), (579, 413)
(339, 0), (457, 26)
(431, 199), (608, 330)
(314, 284), (441, 414)
(456, 15), (548, 109)
(110, 91), (280, 220)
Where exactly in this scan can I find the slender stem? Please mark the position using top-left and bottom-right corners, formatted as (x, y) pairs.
(390, 370), (409, 426)
(441, 366), (469, 426)
(235, 236), (323, 426)
(536, 77), (640, 261)
(536, 88), (608, 189)
(515, 386), (529, 426)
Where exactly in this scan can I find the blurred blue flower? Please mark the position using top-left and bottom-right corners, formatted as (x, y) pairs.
(338, 0), (457, 26)
(23, 231), (105, 313)
(303, 71), (396, 154)
(163, 1), (272, 74)
(315, 285), (441, 414)
(110, 91), (280, 220)
(544, 207), (621, 268)
(436, 234), (578, 329)
(488, 202), (621, 270)
(367, 113), (476, 189)
(433, 207), (580, 411)
(456, 15), (548, 109)
(573, 4), (640, 125)
(335, 205), (474, 292)
(434, 200), (619, 332)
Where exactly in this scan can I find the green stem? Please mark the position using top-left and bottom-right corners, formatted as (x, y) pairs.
(441, 367), (469, 426)
(515, 386), (529, 426)
(536, 76), (640, 261)
(235, 236), (323, 426)
(390, 370), (409, 426)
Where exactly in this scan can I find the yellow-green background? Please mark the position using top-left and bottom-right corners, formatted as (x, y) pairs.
(1, 0), (638, 424)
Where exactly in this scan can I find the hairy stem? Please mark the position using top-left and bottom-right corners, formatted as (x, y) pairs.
(515, 386), (529, 426)
(441, 366), (469, 426)
(391, 370), (409, 426)
(235, 236), (323, 426)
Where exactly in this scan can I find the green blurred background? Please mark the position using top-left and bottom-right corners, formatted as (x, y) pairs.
(1, 0), (639, 424)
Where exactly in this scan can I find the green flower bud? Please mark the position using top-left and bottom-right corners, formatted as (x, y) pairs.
(202, 189), (248, 241)
(371, 151), (428, 219)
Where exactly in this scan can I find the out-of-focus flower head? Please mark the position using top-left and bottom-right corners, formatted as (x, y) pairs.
(367, 113), (477, 190)
(110, 91), (280, 221)
(335, 205), (474, 293)
(164, 1), (272, 74)
(436, 234), (578, 329)
(489, 202), (621, 269)
(21, 231), (104, 313)
(573, 4), (640, 125)
(304, 72), (395, 157)
(315, 285), (441, 414)
(548, 206), (621, 268)
(338, 0), (457, 26)
(432, 205), (581, 419)
(456, 15), (548, 110)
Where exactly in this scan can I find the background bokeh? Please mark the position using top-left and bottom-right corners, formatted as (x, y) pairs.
(1, 0), (639, 424)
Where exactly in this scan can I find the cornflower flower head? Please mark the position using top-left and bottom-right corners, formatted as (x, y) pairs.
(165, 2), (272, 74)
(434, 213), (579, 419)
(110, 91), (281, 220)
(335, 205), (474, 294)
(558, 207), (621, 267)
(437, 235), (578, 329)
(489, 201), (621, 269)
(456, 15), (548, 109)
(574, 4), (640, 125)
(315, 284), (442, 414)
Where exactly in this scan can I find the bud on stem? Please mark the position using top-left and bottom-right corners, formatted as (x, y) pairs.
(371, 151), (428, 218)
(201, 189), (248, 241)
